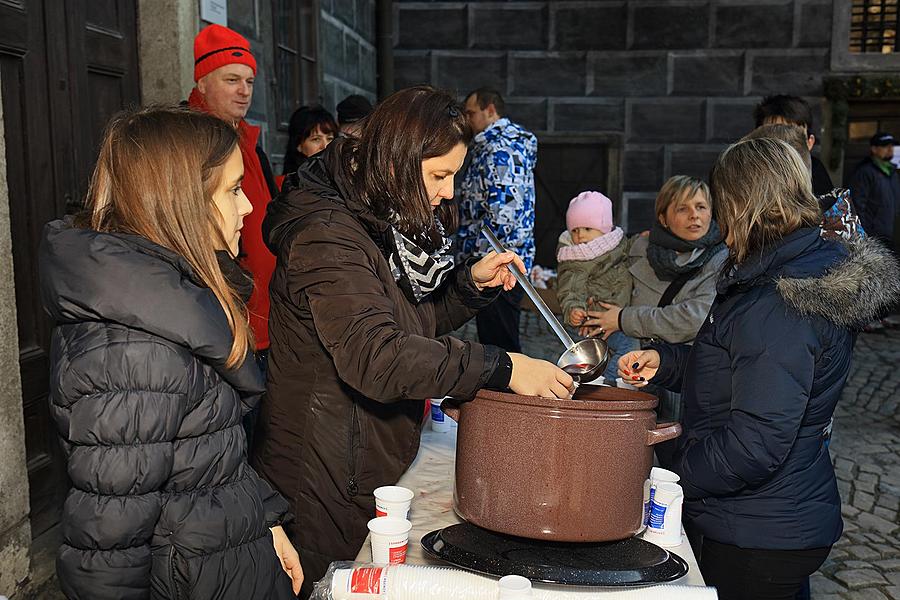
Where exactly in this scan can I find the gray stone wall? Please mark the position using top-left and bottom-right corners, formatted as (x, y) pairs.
(139, 0), (198, 105)
(393, 0), (834, 234)
(320, 0), (378, 115)
(0, 72), (33, 598)
(218, 0), (280, 159)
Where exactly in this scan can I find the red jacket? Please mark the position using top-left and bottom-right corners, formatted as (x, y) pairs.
(189, 89), (275, 350)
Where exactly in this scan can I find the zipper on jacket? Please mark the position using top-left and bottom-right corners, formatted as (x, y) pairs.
(347, 402), (360, 497)
(169, 546), (187, 600)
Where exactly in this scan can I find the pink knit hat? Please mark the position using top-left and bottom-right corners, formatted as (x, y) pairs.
(566, 191), (614, 234)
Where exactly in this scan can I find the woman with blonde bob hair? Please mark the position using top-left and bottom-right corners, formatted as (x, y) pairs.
(618, 137), (900, 600)
(39, 107), (302, 599)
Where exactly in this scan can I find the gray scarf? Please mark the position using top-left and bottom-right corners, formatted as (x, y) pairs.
(646, 221), (724, 281)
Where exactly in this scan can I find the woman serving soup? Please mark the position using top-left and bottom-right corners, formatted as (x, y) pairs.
(252, 86), (573, 596)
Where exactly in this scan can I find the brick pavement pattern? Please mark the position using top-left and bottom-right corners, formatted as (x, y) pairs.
(814, 328), (900, 600)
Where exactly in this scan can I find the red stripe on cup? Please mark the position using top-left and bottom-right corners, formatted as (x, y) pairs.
(389, 543), (408, 564)
(350, 567), (384, 594)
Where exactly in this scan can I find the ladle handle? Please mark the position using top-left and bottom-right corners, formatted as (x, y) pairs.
(481, 225), (576, 350)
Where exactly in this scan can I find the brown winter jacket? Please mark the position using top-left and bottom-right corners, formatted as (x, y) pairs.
(252, 144), (501, 592)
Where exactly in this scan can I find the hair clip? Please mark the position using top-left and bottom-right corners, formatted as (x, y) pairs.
(447, 105), (461, 118)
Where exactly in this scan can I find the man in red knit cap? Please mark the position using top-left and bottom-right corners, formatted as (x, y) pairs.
(188, 25), (278, 362)
(188, 24), (279, 451)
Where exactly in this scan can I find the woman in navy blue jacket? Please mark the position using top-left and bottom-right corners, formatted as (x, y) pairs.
(620, 138), (900, 600)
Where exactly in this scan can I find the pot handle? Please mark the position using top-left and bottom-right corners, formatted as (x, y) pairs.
(439, 399), (460, 422)
(647, 421), (682, 446)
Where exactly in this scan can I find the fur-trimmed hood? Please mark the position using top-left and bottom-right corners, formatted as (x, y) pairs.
(777, 235), (900, 330)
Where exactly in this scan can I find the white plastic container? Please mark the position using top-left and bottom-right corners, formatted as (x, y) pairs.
(374, 486), (413, 519)
(498, 575), (533, 598)
(430, 402), (451, 432)
(643, 481), (684, 547)
(367, 518), (412, 564)
(643, 467), (681, 527)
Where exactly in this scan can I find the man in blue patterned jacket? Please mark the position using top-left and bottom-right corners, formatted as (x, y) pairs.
(457, 88), (538, 352)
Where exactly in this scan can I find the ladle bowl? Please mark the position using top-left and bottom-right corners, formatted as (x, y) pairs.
(557, 337), (610, 383)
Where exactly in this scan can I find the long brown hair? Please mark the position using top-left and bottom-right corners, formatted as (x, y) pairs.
(83, 106), (253, 368)
(711, 137), (821, 265)
(344, 85), (472, 250)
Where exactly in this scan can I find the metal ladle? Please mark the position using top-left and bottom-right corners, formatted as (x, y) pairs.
(480, 225), (609, 384)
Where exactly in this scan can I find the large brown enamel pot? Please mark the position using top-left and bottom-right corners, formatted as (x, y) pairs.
(442, 386), (681, 543)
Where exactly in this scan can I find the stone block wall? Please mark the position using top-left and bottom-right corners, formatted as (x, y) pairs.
(393, 0), (835, 234)
(320, 0), (378, 115)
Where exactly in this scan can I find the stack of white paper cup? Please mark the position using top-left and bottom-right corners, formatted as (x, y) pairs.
(367, 517), (412, 564)
(330, 564), (498, 599)
(644, 480), (684, 547)
(374, 486), (413, 519)
(430, 401), (451, 432)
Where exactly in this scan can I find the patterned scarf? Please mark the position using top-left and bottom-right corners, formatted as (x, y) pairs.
(387, 220), (455, 304)
(646, 220), (724, 281)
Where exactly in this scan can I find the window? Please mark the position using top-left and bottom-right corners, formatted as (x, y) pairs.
(850, 0), (899, 53)
(273, 0), (319, 130)
(831, 0), (900, 71)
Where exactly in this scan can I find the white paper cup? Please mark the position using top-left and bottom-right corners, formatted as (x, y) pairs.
(616, 377), (640, 391)
(374, 485), (414, 519)
(430, 402), (451, 433)
(368, 517), (412, 564)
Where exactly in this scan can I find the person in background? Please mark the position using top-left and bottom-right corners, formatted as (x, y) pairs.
(847, 132), (899, 245)
(555, 191), (638, 381)
(847, 132), (900, 330)
(618, 137), (900, 600)
(457, 87), (537, 353)
(336, 94), (374, 137)
(187, 24), (278, 370)
(40, 107), (302, 599)
(580, 176), (727, 420)
(753, 94), (834, 195)
(282, 105), (338, 176)
(743, 123), (865, 242)
(253, 86), (572, 598)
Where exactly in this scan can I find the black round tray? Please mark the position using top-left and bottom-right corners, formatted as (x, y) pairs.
(421, 523), (689, 587)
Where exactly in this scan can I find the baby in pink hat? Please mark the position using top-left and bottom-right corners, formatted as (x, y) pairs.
(556, 192), (637, 379)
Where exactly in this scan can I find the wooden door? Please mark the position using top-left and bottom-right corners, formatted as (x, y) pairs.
(0, 0), (140, 537)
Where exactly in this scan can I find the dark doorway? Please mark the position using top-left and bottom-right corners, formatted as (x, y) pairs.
(0, 0), (140, 537)
(533, 135), (622, 268)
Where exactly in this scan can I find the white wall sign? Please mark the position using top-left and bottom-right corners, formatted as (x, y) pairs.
(201, 0), (228, 26)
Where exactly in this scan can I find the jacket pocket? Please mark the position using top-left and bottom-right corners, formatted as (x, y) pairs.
(346, 401), (361, 497)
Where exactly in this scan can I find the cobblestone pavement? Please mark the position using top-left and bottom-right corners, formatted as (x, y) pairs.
(460, 314), (900, 598)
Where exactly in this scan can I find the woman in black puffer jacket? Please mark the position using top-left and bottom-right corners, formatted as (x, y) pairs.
(39, 107), (302, 599)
